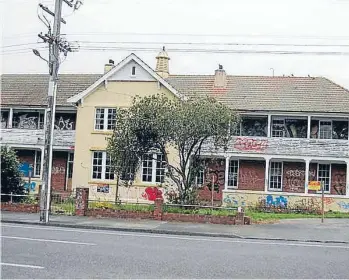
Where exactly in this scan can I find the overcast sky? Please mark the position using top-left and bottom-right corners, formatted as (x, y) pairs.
(1, 0), (349, 88)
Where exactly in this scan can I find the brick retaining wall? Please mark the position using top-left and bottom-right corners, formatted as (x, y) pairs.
(1, 203), (39, 213)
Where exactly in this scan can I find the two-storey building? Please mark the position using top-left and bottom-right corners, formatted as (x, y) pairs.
(2, 49), (349, 211)
(0, 74), (100, 194)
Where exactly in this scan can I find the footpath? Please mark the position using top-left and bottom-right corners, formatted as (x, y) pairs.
(1, 211), (349, 244)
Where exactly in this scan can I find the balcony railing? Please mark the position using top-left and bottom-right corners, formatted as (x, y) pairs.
(0, 129), (75, 148)
(201, 136), (349, 158)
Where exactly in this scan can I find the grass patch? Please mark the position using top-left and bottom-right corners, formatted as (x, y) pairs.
(246, 210), (349, 222)
(163, 206), (236, 216)
(89, 201), (154, 212)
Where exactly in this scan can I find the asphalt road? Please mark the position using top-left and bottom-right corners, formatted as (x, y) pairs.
(1, 223), (349, 279)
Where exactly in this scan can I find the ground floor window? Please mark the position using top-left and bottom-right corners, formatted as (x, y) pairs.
(227, 160), (239, 189)
(92, 151), (114, 181)
(141, 153), (166, 184)
(317, 163), (331, 192)
(269, 162), (283, 190)
(34, 150), (41, 177)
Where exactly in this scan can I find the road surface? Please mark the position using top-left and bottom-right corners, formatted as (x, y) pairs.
(1, 223), (349, 279)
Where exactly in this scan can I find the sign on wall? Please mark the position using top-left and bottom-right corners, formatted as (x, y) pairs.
(308, 181), (321, 191)
(97, 184), (110, 193)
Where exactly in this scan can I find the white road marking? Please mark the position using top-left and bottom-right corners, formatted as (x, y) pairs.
(0, 262), (44, 269)
(3, 223), (349, 249)
(1, 235), (96, 246)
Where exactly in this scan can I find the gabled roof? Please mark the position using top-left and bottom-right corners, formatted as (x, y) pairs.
(166, 75), (349, 114)
(1, 74), (101, 107)
(67, 53), (185, 103)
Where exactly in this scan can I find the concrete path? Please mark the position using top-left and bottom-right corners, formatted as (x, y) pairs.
(1, 211), (349, 243)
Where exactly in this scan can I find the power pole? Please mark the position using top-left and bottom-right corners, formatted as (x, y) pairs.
(36, 0), (82, 223)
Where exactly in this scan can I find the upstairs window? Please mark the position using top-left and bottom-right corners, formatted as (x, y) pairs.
(131, 66), (136, 76)
(94, 108), (117, 131)
(241, 116), (268, 137)
(12, 111), (44, 129)
(1, 111), (9, 128)
(271, 117), (307, 138)
(311, 119), (348, 140)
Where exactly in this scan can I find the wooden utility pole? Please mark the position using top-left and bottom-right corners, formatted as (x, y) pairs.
(37, 0), (82, 223)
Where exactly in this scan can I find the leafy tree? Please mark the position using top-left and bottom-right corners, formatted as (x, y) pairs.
(107, 94), (239, 204)
(1, 146), (24, 202)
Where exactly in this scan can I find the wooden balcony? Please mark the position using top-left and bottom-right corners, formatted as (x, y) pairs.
(0, 129), (75, 148)
(201, 136), (349, 158)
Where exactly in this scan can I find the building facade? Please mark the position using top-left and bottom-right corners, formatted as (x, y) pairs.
(1, 50), (349, 211)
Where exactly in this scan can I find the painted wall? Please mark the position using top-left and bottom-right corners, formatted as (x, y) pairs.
(72, 79), (180, 195)
(87, 184), (165, 203)
(222, 190), (349, 212)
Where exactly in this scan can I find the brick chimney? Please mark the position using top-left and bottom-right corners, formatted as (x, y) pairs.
(214, 64), (227, 88)
(104, 59), (115, 73)
(155, 46), (170, 78)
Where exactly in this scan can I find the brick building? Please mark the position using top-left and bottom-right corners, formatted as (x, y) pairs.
(1, 50), (349, 211)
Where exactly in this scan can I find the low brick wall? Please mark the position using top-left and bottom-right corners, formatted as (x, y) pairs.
(162, 213), (237, 225)
(86, 208), (154, 220)
(1, 202), (39, 213)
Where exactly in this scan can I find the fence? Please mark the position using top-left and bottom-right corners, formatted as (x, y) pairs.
(0, 191), (76, 216)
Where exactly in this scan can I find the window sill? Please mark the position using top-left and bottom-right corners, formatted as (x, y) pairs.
(268, 188), (283, 192)
(226, 186), (238, 190)
(91, 131), (113, 135)
(88, 180), (117, 185)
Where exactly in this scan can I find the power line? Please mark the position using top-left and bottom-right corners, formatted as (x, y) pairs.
(77, 40), (349, 48)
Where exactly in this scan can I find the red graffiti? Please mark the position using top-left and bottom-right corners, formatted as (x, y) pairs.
(142, 187), (163, 201)
(234, 137), (268, 152)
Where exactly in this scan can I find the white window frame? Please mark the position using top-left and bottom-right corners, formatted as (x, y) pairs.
(141, 153), (166, 184)
(317, 163), (331, 193)
(196, 168), (205, 186)
(34, 150), (41, 177)
(91, 151), (115, 181)
(94, 108), (117, 131)
(65, 152), (74, 191)
(271, 118), (285, 138)
(319, 120), (333, 139)
(227, 160), (239, 189)
(268, 161), (283, 191)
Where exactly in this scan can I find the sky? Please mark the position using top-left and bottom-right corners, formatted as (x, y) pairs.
(1, 0), (349, 88)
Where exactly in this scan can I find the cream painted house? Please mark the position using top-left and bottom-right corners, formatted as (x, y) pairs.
(68, 50), (183, 202)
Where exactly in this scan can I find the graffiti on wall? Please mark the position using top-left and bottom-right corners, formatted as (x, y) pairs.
(52, 166), (65, 175)
(19, 162), (32, 177)
(233, 137), (268, 152)
(285, 169), (305, 192)
(239, 169), (264, 186)
(55, 116), (74, 130)
(223, 194), (247, 207)
(337, 202), (349, 210)
(23, 181), (36, 192)
(142, 187), (163, 201)
(265, 195), (288, 208)
(332, 171), (346, 195)
(16, 114), (40, 129)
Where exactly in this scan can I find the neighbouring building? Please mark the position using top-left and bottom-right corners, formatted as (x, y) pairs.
(1, 49), (349, 212)
(0, 74), (100, 194)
